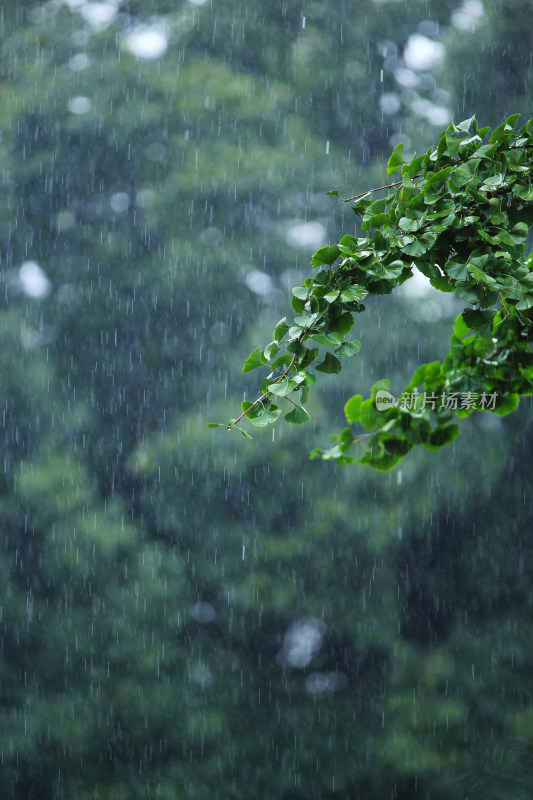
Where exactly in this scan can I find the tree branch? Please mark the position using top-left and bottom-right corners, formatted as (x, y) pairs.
(344, 179), (404, 203)
(499, 290), (511, 318)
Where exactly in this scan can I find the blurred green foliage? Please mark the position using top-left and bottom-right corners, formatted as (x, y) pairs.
(231, 116), (533, 468)
(1, 1), (532, 799)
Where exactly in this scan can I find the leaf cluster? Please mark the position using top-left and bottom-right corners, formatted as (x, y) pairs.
(211, 115), (533, 468)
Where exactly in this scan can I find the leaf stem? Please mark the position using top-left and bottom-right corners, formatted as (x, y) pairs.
(499, 291), (511, 318)
(230, 350), (300, 428)
(350, 432), (378, 446)
(230, 395), (267, 428)
(344, 177), (420, 203)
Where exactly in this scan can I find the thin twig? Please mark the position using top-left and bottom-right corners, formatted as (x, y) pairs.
(230, 396), (266, 428)
(350, 432), (377, 446)
(499, 290), (511, 318)
(344, 175), (421, 203)
(344, 181), (402, 202)
(230, 352), (298, 428)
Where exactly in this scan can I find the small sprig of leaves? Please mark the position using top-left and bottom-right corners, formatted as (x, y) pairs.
(208, 273), (366, 432)
(210, 114), (533, 469)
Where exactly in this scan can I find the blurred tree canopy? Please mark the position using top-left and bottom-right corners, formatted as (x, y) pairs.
(1, 1), (533, 799)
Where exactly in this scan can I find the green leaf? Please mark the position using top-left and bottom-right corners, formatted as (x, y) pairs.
(285, 406), (311, 424)
(249, 407), (282, 426)
(404, 363), (427, 390)
(359, 398), (378, 430)
(361, 197), (387, 220)
(274, 318), (290, 342)
(299, 370), (316, 386)
(512, 221), (529, 239)
(336, 340), (362, 357)
(292, 285), (309, 300)
(426, 165), (454, 188)
(340, 286), (367, 302)
(293, 313), (318, 328)
(345, 394), (363, 424)
(271, 354), (293, 370)
(263, 341), (280, 360)
(286, 338), (305, 354)
(462, 308), (495, 336)
(505, 112), (521, 129)
(291, 296), (305, 313)
(398, 216), (423, 233)
(453, 312), (470, 339)
(315, 353), (342, 374)
(455, 283), (482, 304)
(445, 262), (468, 282)
(311, 244), (339, 266)
(329, 311), (354, 337)
(371, 379), (391, 398)
(243, 346), (266, 373)
(429, 274), (454, 292)
(241, 429), (253, 439)
(473, 143), (497, 159)
(400, 232), (437, 256)
(268, 378), (298, 396)
(362, 211), (392, 230)
(481, 173), (506, 189)
(381, 436), (412, 456)
(312, 270), (330, 285)
(489, 121), (508, 144)
(311, 332), (344, 347)
(206, 423), (223, 428)
(299, 347), (319, 369)
(387, 141), (405, 175)
(493, 393), (520, 417)
(513, 184), (533, 201)
(466, 262), (496, 284)
(337, 427), (355, 448)
(357, 449), (402, 471)
(423, 424), (460, 451)
(516, 295), (533, 310)
(504, 149), (528, 171)
(444, 132), (461, 158)
(402, 152), (427, 179)
(456, 116), (475, 133)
